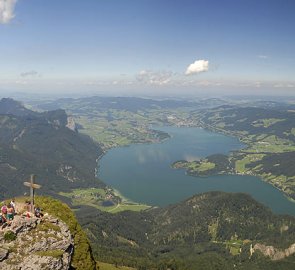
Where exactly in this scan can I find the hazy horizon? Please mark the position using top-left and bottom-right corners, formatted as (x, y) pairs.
(0, 0), (294, 97)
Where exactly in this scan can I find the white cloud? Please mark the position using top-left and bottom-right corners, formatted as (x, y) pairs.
(273, 83), (295, 88)
(0, 0), (17, 24)
(254, 81), (261, 88)
(20, 70), (40, 78)
(15, 80), (28, 85)
(185, 59), (209, 75)
(136, 70), (173, 85)
(83, 79), (135, 87)
(257, 55), (269, 59)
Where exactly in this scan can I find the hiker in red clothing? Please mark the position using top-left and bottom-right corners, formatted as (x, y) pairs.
(1, 203), (7, 219)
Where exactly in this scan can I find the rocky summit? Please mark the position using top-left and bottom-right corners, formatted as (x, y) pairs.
(0, 214), (74, 270)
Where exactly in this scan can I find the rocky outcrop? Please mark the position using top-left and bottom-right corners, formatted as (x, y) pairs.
(254, 243), (295, 261)
(0, 248), (8, 261)
(66, 116), (77, 131)
(0, 214), (74, 270)
(56, 164), (79, 182)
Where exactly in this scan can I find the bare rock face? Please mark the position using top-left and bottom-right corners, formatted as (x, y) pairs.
(66, 116), (77, 131)
(254, 243), (295, 261)
(0, 215), (74, 270)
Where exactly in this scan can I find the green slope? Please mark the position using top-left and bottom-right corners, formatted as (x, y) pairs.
(77, 191), (295, 269)
(34, 196), (97, 270)
(0, 98), (104, 200)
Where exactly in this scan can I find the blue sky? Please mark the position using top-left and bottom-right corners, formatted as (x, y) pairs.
(0, 0), (295, 96)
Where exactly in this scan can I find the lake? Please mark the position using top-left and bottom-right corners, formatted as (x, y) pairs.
(99, 126), (295, 215)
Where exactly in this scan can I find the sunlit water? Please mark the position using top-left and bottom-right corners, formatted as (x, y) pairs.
(99, 126), (295, 215)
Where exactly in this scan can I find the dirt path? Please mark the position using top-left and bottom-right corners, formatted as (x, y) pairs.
(109, 203), (121, 212)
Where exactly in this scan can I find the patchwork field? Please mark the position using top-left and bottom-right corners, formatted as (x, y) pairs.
(59, 188), (150, 213)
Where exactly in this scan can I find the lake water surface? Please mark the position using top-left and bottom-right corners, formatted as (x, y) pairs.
(99, 126), (295, 215)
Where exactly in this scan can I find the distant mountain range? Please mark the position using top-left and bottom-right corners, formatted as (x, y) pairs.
(0, 98), (104, 200)
(29, 96), (232, 114)
(28, 95), (295, 114)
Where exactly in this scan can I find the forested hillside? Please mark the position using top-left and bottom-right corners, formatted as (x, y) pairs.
(195, 105), (295, 140)
(0, 98), (104, 199)
(176, 105), (295, 200)
(78, 192), (295, 269)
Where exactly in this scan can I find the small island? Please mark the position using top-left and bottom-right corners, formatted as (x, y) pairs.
(172, 154), (233, 176)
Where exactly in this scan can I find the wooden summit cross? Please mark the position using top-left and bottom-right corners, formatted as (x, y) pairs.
(23, 174), (41, 213)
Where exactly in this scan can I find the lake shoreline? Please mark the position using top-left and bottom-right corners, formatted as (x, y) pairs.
(97, 126), (295, 215)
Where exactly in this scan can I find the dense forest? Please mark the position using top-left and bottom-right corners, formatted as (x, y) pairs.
(78, 192), (295, 269)
(196, 105), (295, 139)
(247, 151), (295, 177)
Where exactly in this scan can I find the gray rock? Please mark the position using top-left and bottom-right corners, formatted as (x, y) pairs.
(0, 248), (8, 262)
(254, 243), (295, 261)
(0, 214), (74, 269)
(22, 255), (65, 270)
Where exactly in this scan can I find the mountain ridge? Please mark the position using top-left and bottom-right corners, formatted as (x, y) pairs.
(0, 98), (104, 200)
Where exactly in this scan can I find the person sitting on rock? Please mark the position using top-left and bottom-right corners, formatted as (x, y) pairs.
(25, 200), (31, 212)
(1, 203), (7, 219)
(10, 199), (16, 214)
(7, 203), (14, 221)
(23, 201), (33, 218)
(24, 201), (33, 217)
(0, 213), (7, 229)
(34, 206), (43, 218)
(0, 213), (4, 224)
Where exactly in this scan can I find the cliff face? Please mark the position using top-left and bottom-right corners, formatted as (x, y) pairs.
(254, 243), (295, 261)
(34, 196), (97, 270)
(0, 214), (74, 270)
